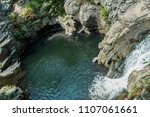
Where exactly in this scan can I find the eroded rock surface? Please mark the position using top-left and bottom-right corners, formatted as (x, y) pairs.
(60, 0), (100, 35)
(0, 0), (22, 83)
(95, 0), (150, 77)
(79, 4), (100, 34)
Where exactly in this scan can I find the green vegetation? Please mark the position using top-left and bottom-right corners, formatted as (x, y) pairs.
(21, 0), (65, 17)
(143, 59), (150, 66)
(99, 5), (110, 32)
(99, 6), (109, 23)
(8, 0), (66, 41)
(8, 12), (17, 22)
(24, 0), (42, 11)
(8, 0), (66, 22)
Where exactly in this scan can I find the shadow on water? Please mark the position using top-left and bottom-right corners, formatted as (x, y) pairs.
(20, 32), (107, 100)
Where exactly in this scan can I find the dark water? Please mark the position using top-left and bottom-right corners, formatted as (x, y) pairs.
(21, 33), (102, 100)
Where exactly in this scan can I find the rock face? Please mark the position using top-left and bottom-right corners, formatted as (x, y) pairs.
(127, 66), (150, 100)
(10, 0), (60, 40)
(60, 0), (100, 35)
(0, 19), (20, 71)
(0, 0), (62, 86)
(79, 4), (100, 34)
(0, 62), (24, 88)
(95, 0), (150, 77)
(0, 85), (24, 100)
(64, 0), (80, 16)
(0, 0), (23, 84)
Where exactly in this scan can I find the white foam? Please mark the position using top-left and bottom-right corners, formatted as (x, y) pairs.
(89, 35), (150, 100)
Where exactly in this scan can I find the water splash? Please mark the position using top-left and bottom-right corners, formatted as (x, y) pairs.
(89, 35), (150, 100)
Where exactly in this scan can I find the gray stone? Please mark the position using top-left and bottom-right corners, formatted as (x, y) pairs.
(0, 85), (24, 100)
(64, 0), (80, 16)
(79, 4), (100, 31)
(97, 0), (150, 75)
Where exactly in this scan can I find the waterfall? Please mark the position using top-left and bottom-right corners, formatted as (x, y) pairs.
(89, 35), (150, 100)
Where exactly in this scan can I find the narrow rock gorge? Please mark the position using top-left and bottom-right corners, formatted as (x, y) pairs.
(0, 0), (150, 100)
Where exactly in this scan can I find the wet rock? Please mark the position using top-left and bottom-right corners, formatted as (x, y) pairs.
(0, 85), (24, 100)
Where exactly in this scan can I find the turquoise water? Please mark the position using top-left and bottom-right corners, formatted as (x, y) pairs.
(21, 33), (103, 100)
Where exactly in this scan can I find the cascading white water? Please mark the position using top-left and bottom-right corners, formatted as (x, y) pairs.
(89, 35), (150, 100)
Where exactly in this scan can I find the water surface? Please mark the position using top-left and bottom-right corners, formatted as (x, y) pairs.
(21, 33), (102, 100)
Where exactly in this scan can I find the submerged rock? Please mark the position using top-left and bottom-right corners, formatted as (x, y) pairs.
(0, 85), (24, 100)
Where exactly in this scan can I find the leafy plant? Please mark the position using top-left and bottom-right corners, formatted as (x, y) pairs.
(99, 6), (109, 23)
(8, 12), (17, 22)
(24, 0), (42, 11)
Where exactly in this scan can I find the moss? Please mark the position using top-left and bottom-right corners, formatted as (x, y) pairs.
(11, 0), (66, 41)
(20, 0), (65, 19)
(20, 0), (41, 19)
(99, 6), (110, 32)
(8, 12), (17, 22)
(14, 28), (25, 41)
(99, 6), (109, 23)
(128, 85), (142, 99)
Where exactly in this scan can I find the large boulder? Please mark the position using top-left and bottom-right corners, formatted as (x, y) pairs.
(0, 85), (24, 100)
(79, 4), (100, 33)
(64, 0), (80, 16)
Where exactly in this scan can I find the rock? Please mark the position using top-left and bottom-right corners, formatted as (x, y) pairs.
(92, 56), (99, 63)
(0, 62), (24, 88)
(0, 85), (24, 100)
(59, 16), (78, 36)
(10, 0), (60, 40)
(79, 4), (100, 33)
(64, 0), (80, 16)
(96, 0), (150, 77)
(13, 0), (25, 14)
(62, 1), (100, 36)
(106, 61), (116, 78)
(127, 66), (150, 100)
(0, 3), (21, 72)
(0, 0), (13, 13)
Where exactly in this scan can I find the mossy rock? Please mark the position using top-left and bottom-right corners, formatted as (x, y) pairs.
(0, 85), (24, 100)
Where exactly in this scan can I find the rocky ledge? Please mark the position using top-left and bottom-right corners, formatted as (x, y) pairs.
(94, 0), (150, 78)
